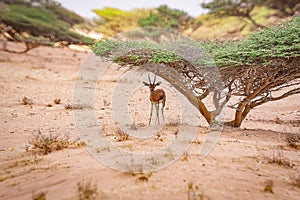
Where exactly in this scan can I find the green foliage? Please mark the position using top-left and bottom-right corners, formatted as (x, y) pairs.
(93, 7), (149, 37)
(138, 5), (193, 31)
(202, 16), (300, 67)
(92, 38), (181, 64)
(127, 54), (141, 61)
(45, 3), (85, 25)
(148, 50), (181, 63)
(92, 39), (121, 57)
(93, 16), (299, 69)
(0, 3), (93, 44)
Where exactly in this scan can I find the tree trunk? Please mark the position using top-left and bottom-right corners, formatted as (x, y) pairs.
(246, 15), (265, 28)
(224, 99), (252, 127)
(197, 99), (211, 125)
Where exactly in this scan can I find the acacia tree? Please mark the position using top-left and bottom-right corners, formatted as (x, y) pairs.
(0, 1), (93, 45)
(201, 0), (265, 28)
(92, 7), (149, 37)
(138, 5), (194, 32)
(92, 16), (300, 127)
(262, 0), (300, 16)
(0, 22), (52, 53)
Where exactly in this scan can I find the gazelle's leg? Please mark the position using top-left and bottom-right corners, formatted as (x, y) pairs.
(155, 103), (159, 124)
(149, 103), (153, 125)
(161, 104), (165, 122)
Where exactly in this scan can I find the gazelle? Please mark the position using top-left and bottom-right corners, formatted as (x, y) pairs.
(143, 74), (166, 125)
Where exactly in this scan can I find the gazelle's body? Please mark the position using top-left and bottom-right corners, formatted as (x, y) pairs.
(149, 88), (166, 105)
(143, 75), (166, 125)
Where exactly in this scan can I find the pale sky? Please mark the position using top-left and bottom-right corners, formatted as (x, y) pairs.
(56, 0), (208, 18)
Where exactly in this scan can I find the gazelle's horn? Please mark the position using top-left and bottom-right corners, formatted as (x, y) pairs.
(153, 74), (156, 84)
(148, 74), (151, 84)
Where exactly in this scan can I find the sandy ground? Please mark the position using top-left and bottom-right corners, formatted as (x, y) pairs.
(0, 42), (299, 200)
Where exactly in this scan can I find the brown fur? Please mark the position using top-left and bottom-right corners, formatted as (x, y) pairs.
(150, 89), (166, 106)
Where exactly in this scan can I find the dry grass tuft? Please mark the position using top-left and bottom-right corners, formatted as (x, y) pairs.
(29, 130), (85, 155)
(114, 128), (129, 142)
(32, 191), (47, 200)
(163, 121), (180, 138)
(21, 97), (33, 105)
(285, 133), (300, 149)
(263, 180), (274, 193)
(187, 182), (208, 200)
(54, 98), (61, 104)
(133, 172), (152, 183)
(64, 104), (92, 110)
(181, 152), (189, 161)
(290, 173), (300, 188)
(77, 180), (98, 200)
(165, 120), (180, 127)
(264, 148), (295, 168)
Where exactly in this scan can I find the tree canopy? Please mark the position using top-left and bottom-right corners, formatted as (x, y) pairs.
(201, 0), (265, 28)
(201, 0), (300, 27)
(138, 5), (194, 31)
(262, 0), (300, 16)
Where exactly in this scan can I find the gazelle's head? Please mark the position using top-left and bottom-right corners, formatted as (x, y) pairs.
(143, 74), (161, 92)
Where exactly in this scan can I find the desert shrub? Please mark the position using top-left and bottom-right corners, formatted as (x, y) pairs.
(265, 148), (295, 168)
(77, 181), (98, 200)
(29, 131), (85, 155)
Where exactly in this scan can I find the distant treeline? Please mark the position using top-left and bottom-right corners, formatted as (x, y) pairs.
(92, 0), (299, 39)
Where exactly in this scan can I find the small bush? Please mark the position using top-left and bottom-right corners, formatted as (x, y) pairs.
(29, 130), (85, 155)
(77, 180), (98, 200)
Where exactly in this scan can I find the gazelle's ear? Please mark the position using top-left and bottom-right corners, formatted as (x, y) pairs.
(142, 81), (149, 86)
(155, 82), (162, 86)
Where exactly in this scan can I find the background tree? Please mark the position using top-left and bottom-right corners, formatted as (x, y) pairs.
(201, 0), (264, 28)
(262, 0), (300, 16)
(0, 0), (93, 45)
(93, 7), (149, 37)
(138, 5), (194, 32)
(92, 16), (300, 127)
